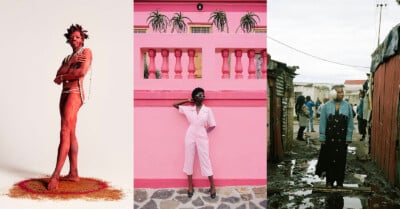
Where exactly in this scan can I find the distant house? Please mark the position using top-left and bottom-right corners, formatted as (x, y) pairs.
(344, 80), (366, 106)
(293, 80), (363, 111)
(294, 82), (333, 107)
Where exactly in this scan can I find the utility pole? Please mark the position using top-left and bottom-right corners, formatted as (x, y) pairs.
(377, 3), (387, 47)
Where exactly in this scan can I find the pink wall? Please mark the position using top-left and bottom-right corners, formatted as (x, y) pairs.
(134, 106), (266, 174)
(134, 94), (267, 187)
(134, 0), (267, 188)
(134, 34), (267, 90)
(134, 1), (267, 29)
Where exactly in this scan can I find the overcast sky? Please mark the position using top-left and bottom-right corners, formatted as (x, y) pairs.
(268, 0), (400, 84)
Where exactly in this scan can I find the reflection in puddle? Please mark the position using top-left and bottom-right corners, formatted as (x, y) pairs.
(353, 173), (367, 183)
(290, 159), (296, 177)
(301, 159), (325, 185)
(270, 142), (400, 208)
(343, 196), (363, 209)
(288, 189), (312, 199)
(287, 194), (314, 209)
(299, 197), (314, 209)
(324, 195), (363, 209)
(273, 157), (400, 209)
(306, 159), (317, 174)
(288, 159), (371, 209)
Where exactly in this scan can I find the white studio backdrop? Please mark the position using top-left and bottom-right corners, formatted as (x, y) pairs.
(0, 0), (133, 208)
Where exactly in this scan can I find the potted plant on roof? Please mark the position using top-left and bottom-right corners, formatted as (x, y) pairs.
(236, 12), (260, 33)
(209, 10), (229, 33)
(170, 12), (192, 33)
(147, 10), (170, 33)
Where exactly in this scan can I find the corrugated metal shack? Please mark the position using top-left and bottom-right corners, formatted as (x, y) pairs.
(370, 23), (400, 186)
(267, 54), (297, 162)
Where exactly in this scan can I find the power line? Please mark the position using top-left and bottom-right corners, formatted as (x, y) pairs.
(267, 35), (370, 69)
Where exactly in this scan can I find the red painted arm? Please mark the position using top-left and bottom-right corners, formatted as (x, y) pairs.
(54, 48), (92, 84)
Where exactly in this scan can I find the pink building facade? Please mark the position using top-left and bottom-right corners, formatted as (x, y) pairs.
(134, 0), (267, 188)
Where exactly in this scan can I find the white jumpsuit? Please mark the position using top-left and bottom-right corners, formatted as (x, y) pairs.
(179, 105), (216, 176)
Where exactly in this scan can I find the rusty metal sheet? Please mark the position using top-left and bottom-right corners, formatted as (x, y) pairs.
(371, 55), (400, 185)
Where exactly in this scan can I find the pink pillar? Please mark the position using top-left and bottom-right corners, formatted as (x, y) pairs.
(247, 49), (256, 79)
(188, 49), (196, 79)
(234, 49), (243, 79)
(221, 49), (230, 79)
(261, 49), (267, 79)
(174, 49), (183, 79)
(161, 49), (169, 79)
(148, 49), (156, 79)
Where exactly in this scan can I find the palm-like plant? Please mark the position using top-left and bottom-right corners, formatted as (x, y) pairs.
(170, 12), (192, 33)
(146, 10), (170, 33)
(209, 10), (229, 33)
(236, 12), (260, 33)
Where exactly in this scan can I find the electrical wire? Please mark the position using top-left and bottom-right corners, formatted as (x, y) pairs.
(267, 35), (370, 69)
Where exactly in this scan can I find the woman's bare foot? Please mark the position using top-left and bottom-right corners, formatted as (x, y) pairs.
(60, 174), (80, 182)
(47, 177), (59, 190)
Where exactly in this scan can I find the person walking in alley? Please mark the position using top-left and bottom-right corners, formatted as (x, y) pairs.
(317, 98), (329, 120)
(173, 87), (217, 199)
(305, 96), (316, 132)
(357, 90), (367, 141)
(315, 98), (322, 118)
(295, 95), (309, 141)
(316, 85), (354, 188)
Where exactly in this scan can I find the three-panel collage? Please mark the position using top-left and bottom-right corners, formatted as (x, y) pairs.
(1, 0), (400, 208)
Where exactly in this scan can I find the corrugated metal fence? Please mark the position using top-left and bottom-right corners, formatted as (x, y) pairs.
(371, 55), (400, 185)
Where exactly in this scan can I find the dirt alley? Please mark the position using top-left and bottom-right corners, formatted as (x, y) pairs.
(268, 122), (400, 209)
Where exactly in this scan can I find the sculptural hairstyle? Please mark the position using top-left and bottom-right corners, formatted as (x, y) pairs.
(64, 24), (89, 44)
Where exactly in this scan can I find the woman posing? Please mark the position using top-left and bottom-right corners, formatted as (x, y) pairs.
(173, 87), (217, 199)
(48, 24), (92, 190)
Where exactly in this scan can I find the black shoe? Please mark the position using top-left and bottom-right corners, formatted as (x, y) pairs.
(326, 182), (333, 188)
(337, 182), (343, 188)
(187, 191), (193, 198)
(209, 187), (216, 199)
(311, 130), (316, 132)
(296, 138), (305, 141)
(187, 187), (194, 198)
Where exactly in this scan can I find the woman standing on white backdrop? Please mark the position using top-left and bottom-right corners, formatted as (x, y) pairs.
(48, 24), (92, 190)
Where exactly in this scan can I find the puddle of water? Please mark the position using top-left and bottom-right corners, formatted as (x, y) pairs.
(286, 202), (295, 208)
(299, 197), (314, 209)
(343, 196), (363, 209)
(290, 159), (296, 177)
(300, 159), (326, 185)
(276, 155), (400, 208)
(286, 191), (400, 209)
(289, 189), (313, 197)
(287, 190), (313, 207)
(323, 195), (363, 209)
(306, 159), (317, 174)
(348, 146), (357, 154)
(343, 183), (359, 188)
(353, 174), (367, 183)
